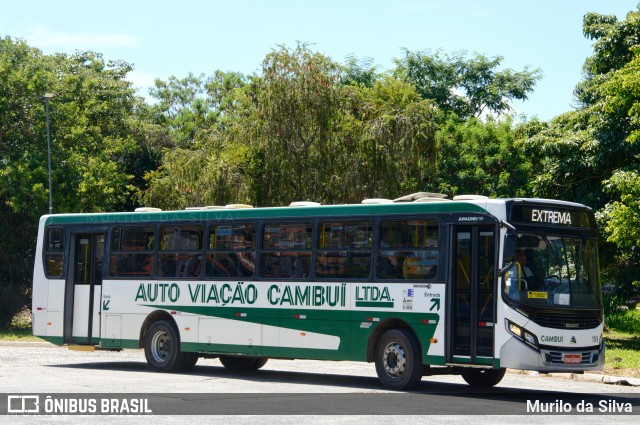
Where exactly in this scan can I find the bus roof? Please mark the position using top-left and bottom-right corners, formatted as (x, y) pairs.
(45, 200), (483, 225)
(42, 195), (592, 226)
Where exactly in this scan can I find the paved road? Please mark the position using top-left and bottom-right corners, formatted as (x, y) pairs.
(0, 343), (638, 424)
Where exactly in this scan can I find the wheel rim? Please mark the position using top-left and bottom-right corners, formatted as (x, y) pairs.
(382, 342), (406, 377)
(150, 330), (172, 364)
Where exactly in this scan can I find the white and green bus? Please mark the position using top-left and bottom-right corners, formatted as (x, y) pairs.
(32, 193), (605, 390)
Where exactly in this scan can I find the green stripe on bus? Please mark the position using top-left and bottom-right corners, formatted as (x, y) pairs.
(149, 304), (439, 324)
(38, 336), (64, 346)
(354, 301), (394, 308)
(45, 201), (487, 226)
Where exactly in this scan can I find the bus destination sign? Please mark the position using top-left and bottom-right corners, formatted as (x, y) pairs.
(510, 205), (595, 229)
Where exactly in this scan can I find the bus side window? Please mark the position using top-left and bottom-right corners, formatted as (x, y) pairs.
(316, 221), (372, 279)
(377, 219), (438, 280)
(260, 222), (312, 279)
(109, 226), (155, 277)
(44, 227), (65, 277)
(205, 223), (256, 279)
(157, 225), (204, 278)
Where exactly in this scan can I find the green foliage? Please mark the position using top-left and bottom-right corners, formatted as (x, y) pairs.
(520, 6), (640, 303)
(344, 76), (440, 200)
(342, 55), (380, 87)
(435, 116), (532, 196)
(141, 44), (448, 208)
(606, 309), (640, 335)
(252, 43), (344, 205)
(0, 37), (158, 326)
(394, 49), (541, 119)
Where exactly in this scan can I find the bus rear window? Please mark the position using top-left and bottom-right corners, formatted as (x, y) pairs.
(44, 227), (65, 277)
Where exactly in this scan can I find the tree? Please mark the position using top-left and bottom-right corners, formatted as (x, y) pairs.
(250, 44), (343, 205)
(141, 45), (444, 208)
(0, 37), (154, 326)
(139, 69), (255, 209)
(394, 49), (541, 119)
(342, 76), (440, 200)
(435, 116), (533, 197)
(525, 6), (640, 297)
(341, 55), (380, 88)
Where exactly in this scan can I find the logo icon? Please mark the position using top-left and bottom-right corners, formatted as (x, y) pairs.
(7, 395), (40, 413)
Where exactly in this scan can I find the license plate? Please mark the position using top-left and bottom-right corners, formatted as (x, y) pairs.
(563, 354), (582, 364)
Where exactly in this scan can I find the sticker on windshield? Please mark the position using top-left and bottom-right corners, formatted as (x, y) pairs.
(554, 293), (570, 305)
(527, 291), (548, 299)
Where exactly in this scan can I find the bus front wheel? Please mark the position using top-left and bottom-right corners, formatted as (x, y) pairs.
(460, 368), (506, 388)
(375, 329), (423, 390)
(219, 356), (268, 371)
(144, 320), (186, 372)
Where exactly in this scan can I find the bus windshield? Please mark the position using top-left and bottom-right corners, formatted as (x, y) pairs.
(504, 232), (601, 308)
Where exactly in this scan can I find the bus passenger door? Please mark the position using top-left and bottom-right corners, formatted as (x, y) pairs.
(64, 233), (105, 345)
(448, 225), (497, 365)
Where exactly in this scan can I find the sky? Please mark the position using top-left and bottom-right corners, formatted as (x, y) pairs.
(2, 0), (639, 121)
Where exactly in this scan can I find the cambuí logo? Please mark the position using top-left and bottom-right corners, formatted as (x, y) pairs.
(133, 282), (347, 308)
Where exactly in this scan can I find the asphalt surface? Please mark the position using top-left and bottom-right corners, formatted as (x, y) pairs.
(0, 341), (638, 424)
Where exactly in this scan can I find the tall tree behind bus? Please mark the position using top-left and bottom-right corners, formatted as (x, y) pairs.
(0, 37), (161, 327)
(522, 6), (640, 303)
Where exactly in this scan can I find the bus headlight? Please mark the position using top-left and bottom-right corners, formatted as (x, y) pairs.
(507, 320), (539, 349)
(524, 332), (537, 347)
(508, 321), (522, 338)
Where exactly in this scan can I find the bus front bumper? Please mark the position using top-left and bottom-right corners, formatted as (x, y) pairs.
(499, 336), (605, 372)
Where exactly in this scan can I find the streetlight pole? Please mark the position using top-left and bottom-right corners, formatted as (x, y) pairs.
(44, 93), (54, 215)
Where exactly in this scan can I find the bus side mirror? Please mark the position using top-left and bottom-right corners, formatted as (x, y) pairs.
(498, 223), (516, 277)
(503, 230), (516, 263)
(500, 221), (517, 275)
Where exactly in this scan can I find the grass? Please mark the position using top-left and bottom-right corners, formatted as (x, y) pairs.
(602, 329), (640, 378)
(606, 308), (640, 334)
(0, 315), (42, 342)
(602, 308), (640, 378)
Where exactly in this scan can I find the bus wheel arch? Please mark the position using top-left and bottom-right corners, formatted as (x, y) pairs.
(366, 318), (418, 363)
(139, 310), (176, 349)
(141, 311), (192, 372)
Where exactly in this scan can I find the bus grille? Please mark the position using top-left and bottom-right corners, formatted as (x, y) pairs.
(530, 311), (601, 330)
(544, 351), (596, 365)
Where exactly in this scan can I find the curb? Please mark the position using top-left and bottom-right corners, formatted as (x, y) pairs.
(509, 369), (640, 387)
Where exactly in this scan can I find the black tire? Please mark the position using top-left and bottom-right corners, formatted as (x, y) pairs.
(144, 320), (186, 372)
(375, 329), (423, 390)
(460, 368), (506, 388)
(182, 352), (199, 371)
(219, 355), (268, 371)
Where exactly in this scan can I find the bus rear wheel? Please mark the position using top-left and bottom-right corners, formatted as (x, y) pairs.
(182, 352), (199, 371)
(219, 356), (268, 371)
(375, 329), (423, 390)
(144, 320), (186, 372)
(460, 368), (506, 388)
